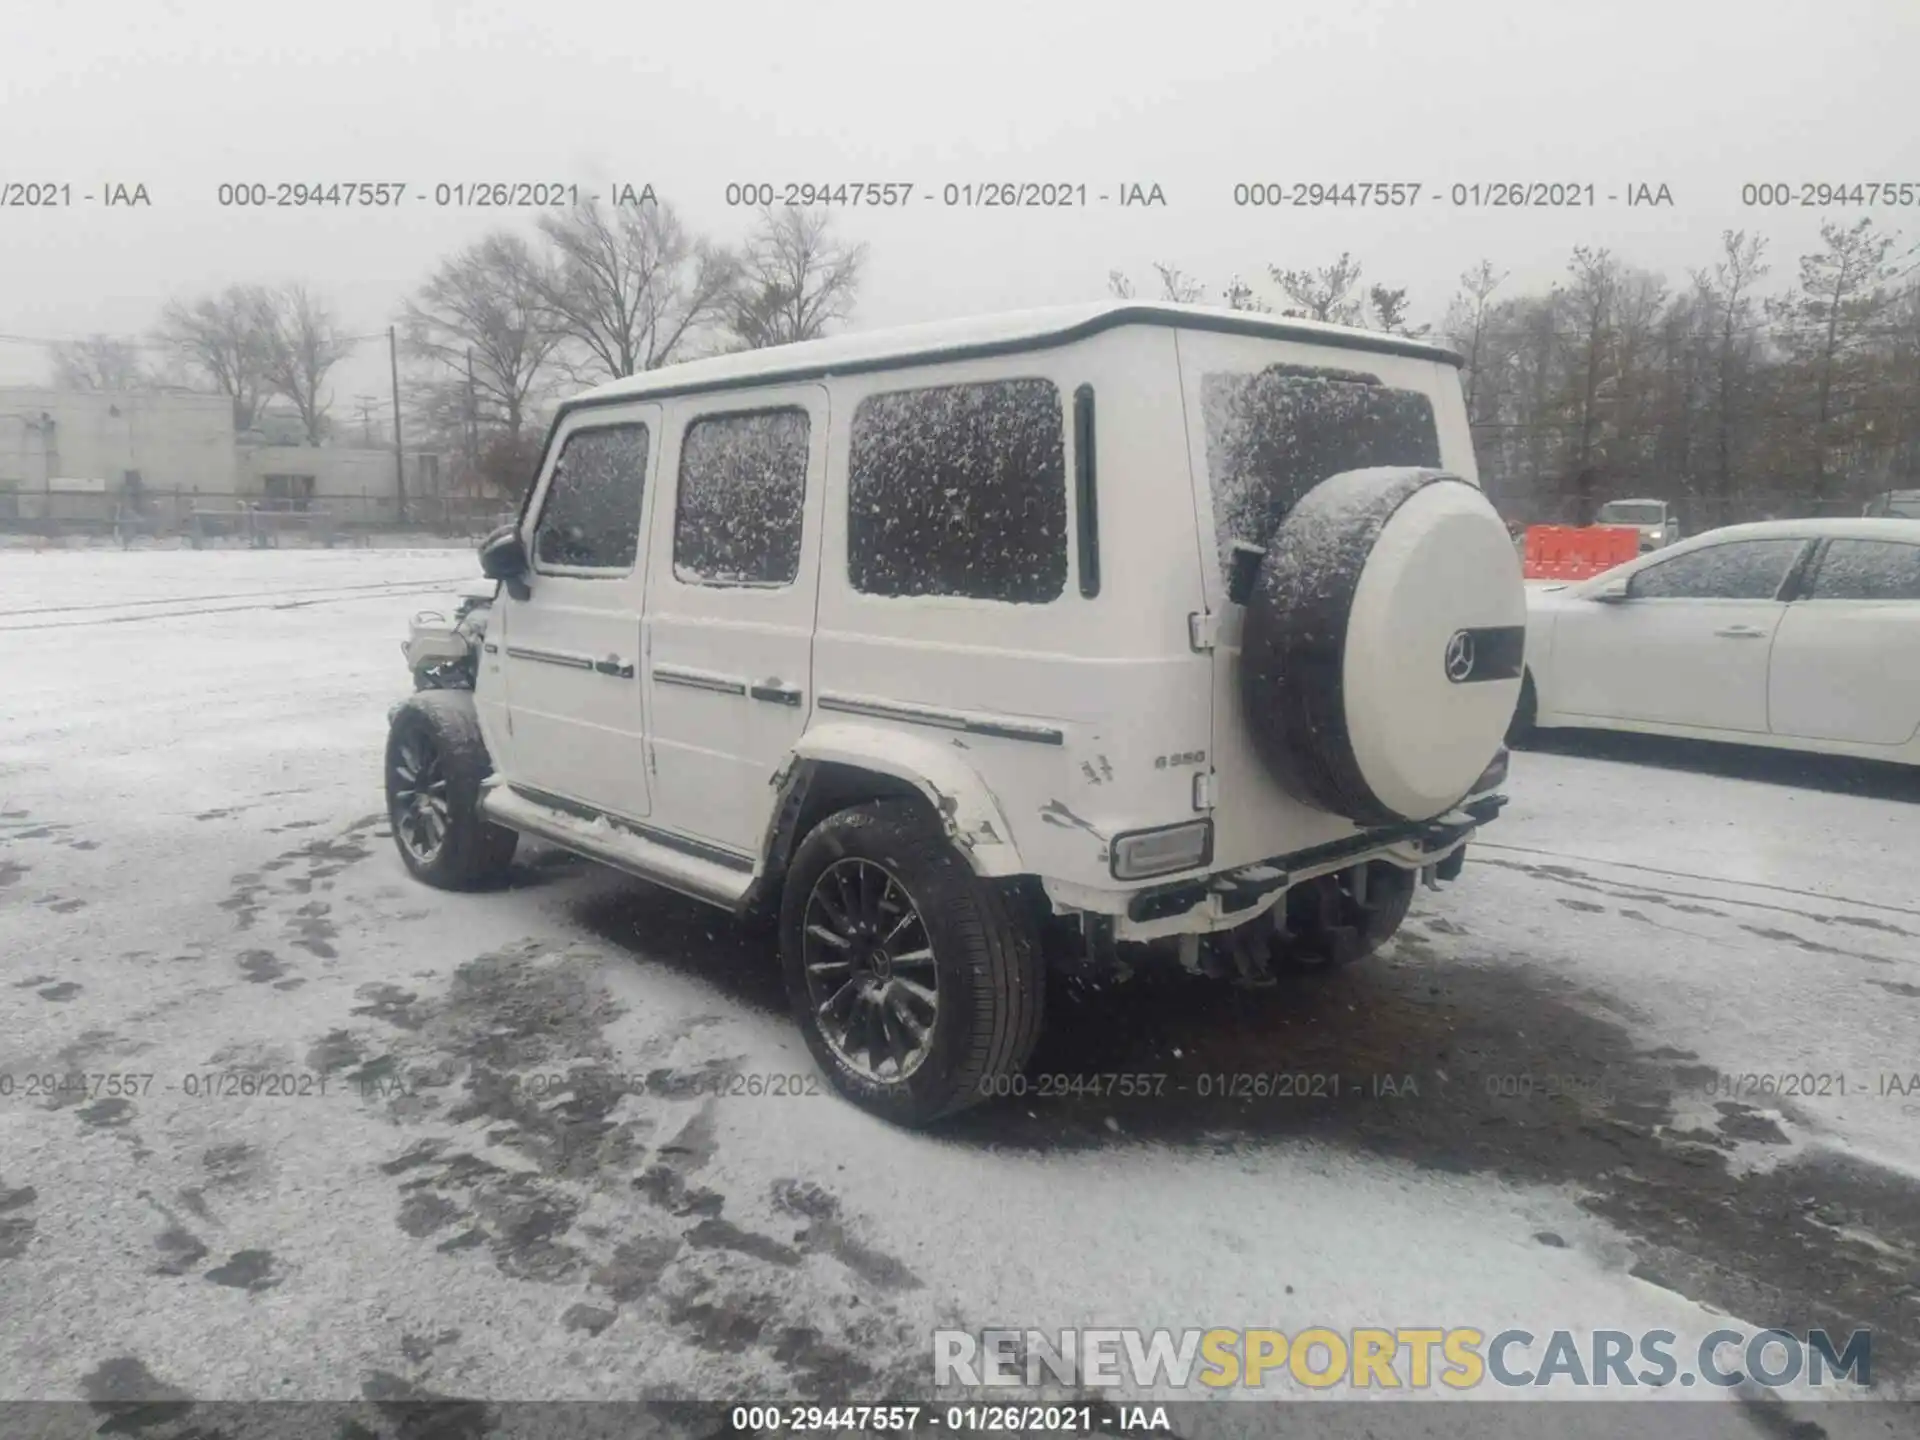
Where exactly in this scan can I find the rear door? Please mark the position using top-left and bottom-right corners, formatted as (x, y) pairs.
(643, 388), (826, 856)
(495, 405), (659, 820)
(1172, 329), (1478, 865)
(1769, 537), (1920, 746)
(1549, 538), (1808, 733)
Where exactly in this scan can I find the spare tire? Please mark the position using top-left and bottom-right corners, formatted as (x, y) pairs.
(1239, 466), (1525, 828)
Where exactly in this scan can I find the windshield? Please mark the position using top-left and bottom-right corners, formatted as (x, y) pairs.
(1866, 491), (1920, 518)
(1596, 502), (1666, 524)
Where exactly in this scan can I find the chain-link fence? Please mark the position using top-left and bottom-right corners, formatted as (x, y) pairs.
(0, 488), (516, 547)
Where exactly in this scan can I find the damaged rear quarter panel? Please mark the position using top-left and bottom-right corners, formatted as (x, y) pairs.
(789, 723), (1028, 875)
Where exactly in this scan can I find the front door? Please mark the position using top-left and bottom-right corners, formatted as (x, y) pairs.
(1550, 537), (1809, 733)
(495, 404), (660, 820)
(643, 387), (827, 856)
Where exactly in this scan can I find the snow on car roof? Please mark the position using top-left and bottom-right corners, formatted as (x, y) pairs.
(1673, 517), (1920, 545)
(568, 302), (1464, 411)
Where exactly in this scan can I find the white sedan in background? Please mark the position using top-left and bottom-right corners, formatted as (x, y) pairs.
(1513, 518), (1920, 764)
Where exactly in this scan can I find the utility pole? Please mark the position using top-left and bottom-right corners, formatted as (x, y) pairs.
(465, 347), (478, 477)
(388, 326), (406, 524)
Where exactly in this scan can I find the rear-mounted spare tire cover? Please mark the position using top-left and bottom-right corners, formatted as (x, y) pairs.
(1239, 466), (1525, 828)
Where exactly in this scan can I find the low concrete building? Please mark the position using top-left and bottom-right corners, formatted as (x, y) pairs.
(0, 388), (238, 518)
(0, 384), (477, 532)
(238, 445), (443, 523)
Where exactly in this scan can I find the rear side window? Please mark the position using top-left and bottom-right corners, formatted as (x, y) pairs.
(673, 408), (810, 586)
(1626, 539), (1804, 600)
(1806, 539), (1920, 600)
(533, 423), (649, 571)
(848, 378), (1067, 603)
(1200, 365), (1440, 578)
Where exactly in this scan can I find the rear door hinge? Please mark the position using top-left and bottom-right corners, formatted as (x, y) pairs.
(1188, 610), (1217, 652)
(1192, 770), (1215, 811)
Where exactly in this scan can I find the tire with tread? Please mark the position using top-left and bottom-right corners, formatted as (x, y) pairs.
(384, 690), (518, 890)
(780, 800), (1043, 1126)
(1506, 670), (1539, 747)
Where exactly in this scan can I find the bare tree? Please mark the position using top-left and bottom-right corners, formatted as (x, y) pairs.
(404, 232), (566, 497)
(155, 284), (275, 430)
(1367, 284), (1428, 337)
(1221, 276), (1271, 312)
(250, 284), (355, 444)
(535, 197), (739, 378)
(728, 207), (867, 350)
(1559, 246), (1620, 512)
(1440, 261), (1506, 421)
(1149, 262), (1207, 304)
(1692, 231), (1768, 525)
(1768, 217), (1899, 512)
(1107, 262), (1228, 305)
(1269, 252), (1365, 324)
(47, 335), (151, 391)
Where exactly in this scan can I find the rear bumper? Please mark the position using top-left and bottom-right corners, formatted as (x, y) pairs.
(1064, 791), (1506, 942)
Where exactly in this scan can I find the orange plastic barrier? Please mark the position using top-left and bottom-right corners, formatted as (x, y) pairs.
(1522, 525), (1640, 581)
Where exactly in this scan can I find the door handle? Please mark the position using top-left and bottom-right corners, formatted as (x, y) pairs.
(749, 680), (804, 706)
(594, 655), (636, 678)
(1713, 626), (1766, 639)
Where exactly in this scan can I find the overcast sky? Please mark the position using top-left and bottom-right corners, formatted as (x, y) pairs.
(5, 0), (1917, 405)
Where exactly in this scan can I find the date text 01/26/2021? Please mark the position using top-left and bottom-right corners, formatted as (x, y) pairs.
(729, 1405), (1172, 1433)
(721, 182), (1167, 208)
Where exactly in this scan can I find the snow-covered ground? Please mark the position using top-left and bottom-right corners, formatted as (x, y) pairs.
(3, 549), (1917, 1437)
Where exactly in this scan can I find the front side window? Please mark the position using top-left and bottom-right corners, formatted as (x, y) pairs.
(673, 408), (810, 586)
(848, 378), (1067, 603)
(533, 423), (649, 571)
(1625, 539), (1804, 600)
(1805, 539), (1920, 601)
(1199, 365), (1440, 578)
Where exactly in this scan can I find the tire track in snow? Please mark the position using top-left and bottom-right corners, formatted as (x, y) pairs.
(0, 581), (475, 632)
(1474, 841), (1920, 925)
(0, 575), (474, 619)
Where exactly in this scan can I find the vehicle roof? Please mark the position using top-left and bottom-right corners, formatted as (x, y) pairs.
(566, 301), (1464, 413)
(1659, 517), (1920, 547)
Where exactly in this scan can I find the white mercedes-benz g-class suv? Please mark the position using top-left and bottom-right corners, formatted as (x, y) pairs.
(384, 302), (1522, 1125)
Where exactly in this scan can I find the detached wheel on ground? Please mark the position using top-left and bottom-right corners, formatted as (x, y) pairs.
(384, 690), (518, 890)
(1272, 861), (1416, 970)
(780, 800), (1043, 1127)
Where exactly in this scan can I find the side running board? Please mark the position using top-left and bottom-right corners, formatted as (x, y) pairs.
(479, 783), (755, 910)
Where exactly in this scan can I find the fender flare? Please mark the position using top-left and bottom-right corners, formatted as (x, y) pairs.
(776, 721), (1026, 877)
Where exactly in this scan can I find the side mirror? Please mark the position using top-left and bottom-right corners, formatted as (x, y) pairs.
(479, 525), (527, 579)
(1591, 578), (1631, 604)
(478, 525), (530, 600)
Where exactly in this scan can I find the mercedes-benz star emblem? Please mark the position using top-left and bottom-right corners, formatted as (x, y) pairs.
(1444, 630), (1476, 683)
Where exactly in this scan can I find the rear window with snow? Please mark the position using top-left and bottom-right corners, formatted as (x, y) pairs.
(672, 408), (810, 587)
(1806, 539), (1920, 601)
(847, 378), (1067, 604)
(1200, 365), (1440, 578)
(533, 423), (649, 571)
